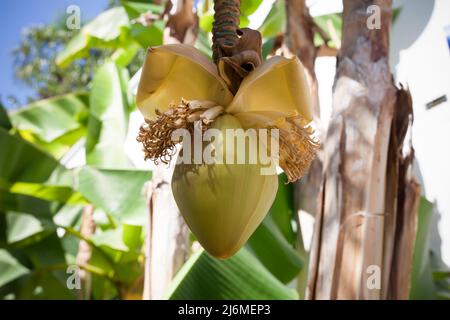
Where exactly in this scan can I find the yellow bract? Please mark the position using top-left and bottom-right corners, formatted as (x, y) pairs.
(136, 44), (316, 259)
(171, 115), (279, 258)
(136, 44), (312, 125)
(137, 45), (233, 120)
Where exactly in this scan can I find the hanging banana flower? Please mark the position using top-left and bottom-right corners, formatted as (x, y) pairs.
(136, 1), (318, 259)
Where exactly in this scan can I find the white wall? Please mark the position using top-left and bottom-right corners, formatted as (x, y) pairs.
(391, 0), (450, 266)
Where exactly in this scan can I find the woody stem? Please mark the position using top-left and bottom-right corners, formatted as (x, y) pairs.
(212, 0), (241, 64)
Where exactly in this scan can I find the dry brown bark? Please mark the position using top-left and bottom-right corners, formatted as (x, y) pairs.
(143, 171), (189, 299)
(284, 0), (329, 119)
(75, 204), (95, 300)
(306, 0), (419, 300)
(165, 0), (199, 45)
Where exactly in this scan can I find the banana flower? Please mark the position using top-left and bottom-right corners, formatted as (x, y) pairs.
(136, 44), (318, 258)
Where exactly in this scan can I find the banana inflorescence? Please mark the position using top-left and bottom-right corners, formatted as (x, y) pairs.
(136, 44), (318, 258)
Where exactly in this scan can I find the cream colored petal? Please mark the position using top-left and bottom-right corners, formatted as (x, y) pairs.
(137, 44), (233, 119)
(234, 111), (319, 183)
(227, 56), (313, 122)
(233, 110), (290, 129)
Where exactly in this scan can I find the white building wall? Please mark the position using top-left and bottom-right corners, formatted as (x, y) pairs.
(391, 0), (450, 266)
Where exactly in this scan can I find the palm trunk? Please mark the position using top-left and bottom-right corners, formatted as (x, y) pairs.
(75, 204), (95, 300)
(306, 0), (418, 300)
(143, 170), (189, 299)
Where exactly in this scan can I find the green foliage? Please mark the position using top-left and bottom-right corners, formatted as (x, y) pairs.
(313, 13), (342, 48)
(259, 0), (286, 39)
(410, 198), (437, 299)
(0, 250), (29, 288)
(56, 7), (131, 68)
(85, 62), (132, 168)
(0, 103), (12, 130)
(167, 248), (298, 300)
(247, 174), (303, 284)
(9, 93), (89, 158)
(78, 167), (151, 225)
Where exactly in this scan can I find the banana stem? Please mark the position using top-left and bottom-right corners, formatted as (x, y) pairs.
(212, 0), (241, 63)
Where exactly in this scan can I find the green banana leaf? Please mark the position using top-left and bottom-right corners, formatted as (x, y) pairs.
(0, 103), (12, 130)
(56, 7), (131, 68)
(410, 198), (436, 299)
(247, 174), (302, 284)
(0, 128), (61, 184)
(259, 0), (285, 38)
(247, 215), (302, 284)
(85, 62), (133, 168)
(77, 166), (151, 225)
(9, 93), (89, 144)
(5, 212), (55, 246)
(16, 233), (77, 299)
(0, 249), (29, 288)
(121, 0), (164, 19)
(313, 13), (342, 48)
(240, 0), (264, 17)
(122, 0), (165, 48)
(195, 29), (213, 58)
(0, 126), (79, 208)
(166, 248), (298, 300)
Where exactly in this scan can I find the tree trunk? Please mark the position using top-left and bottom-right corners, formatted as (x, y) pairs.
(143, 170), (189, 299)
(75, 204), (95, 300)
(306, 0), (418, 300)
(142, 0), (197, 300)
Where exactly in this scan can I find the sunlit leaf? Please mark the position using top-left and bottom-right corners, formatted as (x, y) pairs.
(199, 13), (214, 33)
(5, 212), (54, 245)
(77, 166), (151, 225)
(247, 216), (303, 284)
(410, 198), (436, 299)
(10, 93), (89, 144)
(0, 103), (12, 130)
(313, 13), (342, 48)
(0, 128), (61, 184)
(270, 174), (297, 244)
(0, 249), (29, 288)
(259, 1), (286, 38)
(56, 7), (130, 68)
(121, 0), (164, 19)
(85, 62), (132, 168)
(129, 20), (164, 48)
(166, 248), (298, 300)
(195, 28), (213, 58)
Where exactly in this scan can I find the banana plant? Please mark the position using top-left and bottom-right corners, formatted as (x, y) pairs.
(3, 0), (444, 301)
(0, 0), (309, 300)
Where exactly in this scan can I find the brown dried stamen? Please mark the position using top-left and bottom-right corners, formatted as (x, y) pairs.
(137, 100), (223, 164)
(270, 116), (320, 183)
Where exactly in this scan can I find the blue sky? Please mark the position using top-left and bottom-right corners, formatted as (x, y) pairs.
(0, 0), (108, 109)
